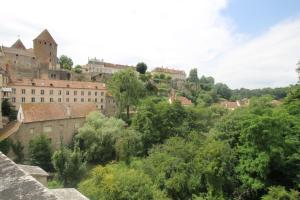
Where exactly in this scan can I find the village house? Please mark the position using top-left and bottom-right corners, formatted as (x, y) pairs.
(152, 67), (186, 80)
(1, 103), (97, 158)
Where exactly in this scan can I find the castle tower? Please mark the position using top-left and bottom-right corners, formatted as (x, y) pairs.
(33, 29), (57, 69)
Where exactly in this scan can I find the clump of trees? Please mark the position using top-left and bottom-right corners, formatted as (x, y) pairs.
(59, 55), (73, 70)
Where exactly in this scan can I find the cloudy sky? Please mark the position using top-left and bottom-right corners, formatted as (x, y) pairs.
(1, 0), (300, 89)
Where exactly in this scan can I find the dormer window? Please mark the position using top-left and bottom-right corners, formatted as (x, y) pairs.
(67, 84), (70, 88)
(32, 83), (36, 86)
(50, 83), (53, 87)
(16, 54), (19, 57)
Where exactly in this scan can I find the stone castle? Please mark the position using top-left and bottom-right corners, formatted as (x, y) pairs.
(0, 29), (70, 81)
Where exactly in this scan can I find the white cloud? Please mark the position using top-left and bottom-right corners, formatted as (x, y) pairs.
(0, 0), (299, 88)
(214, 18), (300, 88)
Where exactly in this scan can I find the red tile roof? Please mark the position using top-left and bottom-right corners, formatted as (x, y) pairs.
(8, 78), (106, 90)
(21, 103), (97, 123)
(177, 96), (193, 106)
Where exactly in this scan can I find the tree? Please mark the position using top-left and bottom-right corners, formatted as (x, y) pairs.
(11, 140), (24, 163)
(2, 99), (17, 121)
(76, 111), (125, 163)
(214, 83), (232, 100)
(188, 68), (199, 83)
(52, 145), (86, 187)
(115, 129), (143, 164)
(29, 134), (53, 171)
(59, 55), (73, 70)
(108, 68), (145, 119)
(199, 76), (214, 91)
(262, 186), (299, 200)
(79, 164), (168, 200)
(0, 138), (10, 155)
(136, 62), (147, 74)
(74, 65), (82, 73)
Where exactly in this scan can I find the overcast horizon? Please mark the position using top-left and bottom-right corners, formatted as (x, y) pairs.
(1, 0), (300, 89)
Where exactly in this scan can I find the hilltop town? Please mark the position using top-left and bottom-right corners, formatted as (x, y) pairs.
(0, 29), (299, 200)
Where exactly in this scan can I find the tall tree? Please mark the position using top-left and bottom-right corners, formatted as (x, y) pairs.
(136, 62), (148, 74)
(188, 68), (199, 83)
(59, 55), (73, 70)
(214, 83), (232, 100)
(108, 68), (145, 119)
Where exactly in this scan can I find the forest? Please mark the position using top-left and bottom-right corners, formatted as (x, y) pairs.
(1, 66), (299, 200)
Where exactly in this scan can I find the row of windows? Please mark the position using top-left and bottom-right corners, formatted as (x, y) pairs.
(12, 97), (104, 104)
(12, 88), (105, 96)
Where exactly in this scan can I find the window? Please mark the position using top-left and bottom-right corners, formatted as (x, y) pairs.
(101, 105), (104, 110)
(66, 98), (69, 102)
(58, 90), (62, 95)
(95, 92), (97, 96)
(21, 89), (26, 94)
(95, 98), (97, 102)
(43, 126), (52, 133)
(41, 97), (44, 102)
(12, 97), (16, 103)
(81, 91), (84, 96)
(101, 92), (104, 96)
(32, 82), (36, 86)
(81, 98), (84, 102)
(41, 89), (44, 95)
(50, 90), (53, 95)
(21, 97), (25, 102)
(74, 91), (77, 95)
(31, 89), (35, 95)
(101, 98), (103, 103)
(58, 98), (61, 102)
(88, 98), (91, 102)
(50, 83), (53, 87)
(88, 91), (91, 96)
(12, 88), (16, 94)
(50, 98), (54, 102)
(31, 97), (35, 102)
(66, 91), (69, 95)
(44, 41), (47, 45)
(74, 98), (77, 102)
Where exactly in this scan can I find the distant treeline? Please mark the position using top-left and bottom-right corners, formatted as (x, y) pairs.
(231, 86), (291, 100)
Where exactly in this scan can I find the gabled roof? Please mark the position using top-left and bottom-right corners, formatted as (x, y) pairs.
(17, 164), (49, 177)
(20, 103), (98, 123)
(34, 29), (57, 45)
(11, 39), (26, 50)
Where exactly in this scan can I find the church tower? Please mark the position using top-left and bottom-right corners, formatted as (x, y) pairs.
(33, 29), (58, 69)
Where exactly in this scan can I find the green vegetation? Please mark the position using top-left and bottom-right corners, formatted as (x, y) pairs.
(74, 67), (300, 199)
(136, 62), (147, 74)
(1, 99), (17, 121)
(59, 55), (73, 70)
(28, 134), (53, 171)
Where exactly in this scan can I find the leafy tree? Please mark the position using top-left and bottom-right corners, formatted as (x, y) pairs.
(108, 68), (145, 119)
(76, 111), (125, 163)
(29, 134), (53, 171)
(11, 140), (24, 163)
(188, 68), (199, 83)
(136, 62), (147, 74)
(262, 186), (299, 200)
(52, 145), (86, 187)
(199, 76), (214, 91)
(0, 138), (10, 155)
(115, 129), (143, 164)
(74, 65), (82, 73)
(214, 83), (232, 100)
(79, 164), (168, 200)
(2, 99), (17, 121)
(59, 55), (73, 70)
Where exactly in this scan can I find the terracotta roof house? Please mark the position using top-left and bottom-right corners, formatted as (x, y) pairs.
(1, 103), (97, 159)
(169, 91), (193, 106)
(0, 152), (89, 200)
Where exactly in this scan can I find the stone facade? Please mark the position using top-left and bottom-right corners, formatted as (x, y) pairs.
(152, 67), (186, 80)
(7, 78), (106, 110)
(8, 103), (97, 158)
(0, 29), (70, 81)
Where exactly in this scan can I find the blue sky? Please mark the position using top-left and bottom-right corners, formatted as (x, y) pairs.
(224, 0), (300, 35)
(0, 0), (300, 88)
